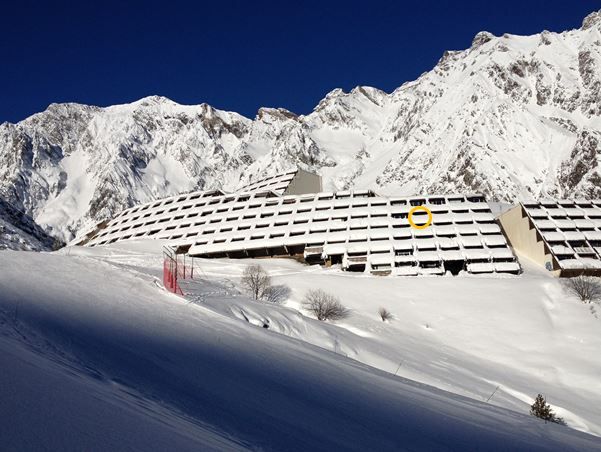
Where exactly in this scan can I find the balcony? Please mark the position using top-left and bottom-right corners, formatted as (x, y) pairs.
(304, 246), (323, 255)
(347, 255), (367, 264)
(574, 246), (595, 255)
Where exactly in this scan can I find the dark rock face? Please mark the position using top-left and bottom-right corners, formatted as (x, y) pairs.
(559, 131), (601, 197)
(0, 198), (62, 251)
(582, 10), (601, 30)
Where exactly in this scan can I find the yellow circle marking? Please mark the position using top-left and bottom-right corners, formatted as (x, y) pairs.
(408, 205), (433, 230)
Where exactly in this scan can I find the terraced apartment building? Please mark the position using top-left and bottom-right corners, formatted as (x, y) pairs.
(79, 169), (521, 276)
(499, 200), (601, 277)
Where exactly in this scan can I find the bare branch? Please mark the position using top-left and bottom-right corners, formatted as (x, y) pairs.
(378, 307), (393, 322)
(565, 275), (601, 303)
(302, 289), (350, 321)
(264, 284), (291, 304)
(241, 264), (272, 301)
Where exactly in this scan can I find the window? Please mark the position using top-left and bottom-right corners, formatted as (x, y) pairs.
(429, 198), (445, 205)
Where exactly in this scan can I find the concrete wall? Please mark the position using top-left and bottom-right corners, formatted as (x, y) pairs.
(284, 169), (322, 195)
(498, 204), (557, 273)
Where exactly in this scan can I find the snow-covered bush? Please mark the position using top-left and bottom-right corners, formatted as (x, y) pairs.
(241, 264), (272, 301)
(530, 394), (566, 425)
(303, 289), (350, 321)
(565, 275), (601, 303)
(378, 307), (393, 322)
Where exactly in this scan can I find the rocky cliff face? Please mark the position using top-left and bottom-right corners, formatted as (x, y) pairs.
(1, 10), (600, 249)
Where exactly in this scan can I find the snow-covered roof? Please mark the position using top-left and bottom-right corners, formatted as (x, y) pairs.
(84, 171), (519, 276)
(522, 201), (601, 271)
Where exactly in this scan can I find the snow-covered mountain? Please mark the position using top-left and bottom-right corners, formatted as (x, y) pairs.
(1, 10), (601, 247)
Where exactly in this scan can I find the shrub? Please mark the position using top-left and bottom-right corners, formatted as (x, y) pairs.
(378, 307), (393, 322)
(530, 394), (566, 425)
(303, 289), (350, 321)
(565, 275), (601, 303)
(241, 264), (271, 301)
(263, 284), (291, 304)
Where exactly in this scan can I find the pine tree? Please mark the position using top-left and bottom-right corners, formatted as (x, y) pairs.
(530, 394), (552, 420)
(530, 394), (566, 425)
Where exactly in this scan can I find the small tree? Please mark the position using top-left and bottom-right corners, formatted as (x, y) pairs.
(241, 264), (271, 301)
(565, 275), (601, 303)
(303, 289), (350, 321)
(378, 307), (393, 322)
(530, 394), (566, 425)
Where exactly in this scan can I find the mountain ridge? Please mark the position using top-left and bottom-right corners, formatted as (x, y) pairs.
(1, 10), (600, 249)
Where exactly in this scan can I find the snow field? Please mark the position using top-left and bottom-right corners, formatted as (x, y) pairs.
(1, 241), (601, 450)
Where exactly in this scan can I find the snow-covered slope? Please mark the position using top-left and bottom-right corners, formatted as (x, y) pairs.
(1, 242), (600, 451)
(1, 10), (601, 246)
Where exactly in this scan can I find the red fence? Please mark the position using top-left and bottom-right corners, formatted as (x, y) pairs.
(163, 247), (194, 295)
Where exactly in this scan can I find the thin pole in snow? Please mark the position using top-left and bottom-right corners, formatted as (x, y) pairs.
(394, 361), (404, 376)
(486, 385), (500, 403)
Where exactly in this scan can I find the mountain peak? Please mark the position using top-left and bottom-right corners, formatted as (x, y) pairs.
(257, 107), (298, 121)
(582, 10), (601, 30)
(471, 31), (495, 48)
(133, 95), (177, 107)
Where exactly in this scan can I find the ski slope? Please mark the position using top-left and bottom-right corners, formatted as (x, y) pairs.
(0, 241), (600, 451)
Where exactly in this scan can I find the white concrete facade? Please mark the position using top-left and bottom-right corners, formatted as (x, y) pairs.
(84, 171), (520, 276)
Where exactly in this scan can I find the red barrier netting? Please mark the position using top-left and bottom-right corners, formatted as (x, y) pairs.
(162, 248), (194, 295)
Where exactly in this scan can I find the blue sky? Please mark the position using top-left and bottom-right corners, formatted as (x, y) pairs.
(1, 0), (599, 122)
